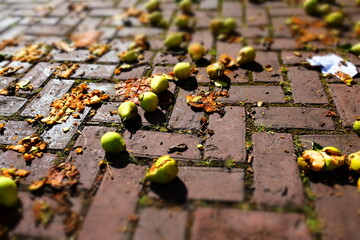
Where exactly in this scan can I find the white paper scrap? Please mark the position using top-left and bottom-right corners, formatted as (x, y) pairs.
(307, 54), (358, 78)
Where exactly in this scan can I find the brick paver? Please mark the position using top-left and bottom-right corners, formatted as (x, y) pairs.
(1, 0), (359, 239)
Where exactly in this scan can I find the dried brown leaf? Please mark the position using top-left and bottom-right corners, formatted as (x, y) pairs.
(71, 30), (102, 48)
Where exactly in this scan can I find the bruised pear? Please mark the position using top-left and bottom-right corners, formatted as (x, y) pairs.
(145, 155), (178, 183)
(119, 50), (138, 62)
(236, 46), (256, 65)
(320, 147), (346, 171)
(206, 62), (225, 79)
(118, 101), (138, 121)
(297, 150), (325, 172)
(188, 43), (205, 61)
(348, 151), (360, 172)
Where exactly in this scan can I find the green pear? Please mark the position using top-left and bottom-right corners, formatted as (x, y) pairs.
(236, 46), (256, 65)
(174, 62), (191, 80)
(145, 155), (178, 183)
(348, 151), (360, 172)
(151, 75), (169, 93)
(179, 0), (192, 12)
(164, 33), (184, 49)
(175, 15), (190, 29)
(119, 50), (138, 62)
(100, 132), (126, 153)
(148, 11), (163, 25)
(350, 43), (360, 55)
(324, 12), (344, 27)
(353, 120), (360, 134)
(0, 176), (18, 208)
(223, 18), (237, 34)
(145, 0), (160, 13)
(303, 0), (318, 15)
(210, 18), (224, 35)
(139, 92), (159, 112)
(118, 101), (138, 121)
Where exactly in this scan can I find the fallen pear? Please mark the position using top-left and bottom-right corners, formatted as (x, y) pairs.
(0, 176), (18, 208)
(188, 43), (205, 61)
(100, 132), (126, 154)
(348, 151), (360, 172)
(118, 101), (138, 121)
(174, 62), (191, 80)
(145, 155), (178, 184)
(236, 46), (256, 65)
(151, 75), (169, 94)
(139, 92), (159, 112)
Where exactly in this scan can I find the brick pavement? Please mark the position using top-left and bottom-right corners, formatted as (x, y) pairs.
(0, 0), (359, 240)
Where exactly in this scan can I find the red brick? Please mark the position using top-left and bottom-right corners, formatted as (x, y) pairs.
(133, 208), (187, 240)
(0, 95), (27, 116)
(205, 107), (246, 162)
(89, 8), (120, 17)
(190, 30), (213, 50)
(240, 27), (268, 38)
(21, 79), (74, 117)
(254, 107), (335, 130)
(287, 66), (328, 104)
(75, 18), (102, 32)
(246, 8), (268, 26)
(199, 0), (218, 10)
(70, 64), (116, 79)
(191, 208), (312, 240)
(220, 85), (286, 104)
(52, 50), (91, 62)
(123, 130), (201, 160)
(269, 8), (304, 17)
(253, 133), (305, 207)
(0, 120), (36, 145)
(216, 42), (241, 59)
(178, 167), (244, 201)
(97, 51), (119, 63)
(78, 164), (145, 240)
(113, 65), (146, 80)
(311, 183), (360, 240)
(169, 88), (205, 130)
(0, 76), (15, 90)
(272, 17), (292, 38)
(66, 126), (115, 190)
(153, 52), (188, 65)
(222, 2), (242, 18)
(330, 84), (360, 127)
(24, 25), (70, 36)
(281, 51), (323, 65)
(253, 51), (283, 82)
(117, 27), (163, 38)
(270, 38), (298, 50)
(12, 192), (81, 238)
(20, 62), (57, 90)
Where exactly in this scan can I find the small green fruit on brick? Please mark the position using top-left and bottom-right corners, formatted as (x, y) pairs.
(324, 12), (344, 27)
(236, 46), (256, 65)
(151, 75), (169, 93)
(139, 92), (159, 112)
(348, 151), (360, 172)
(175, 15), (190, 29)
(303, 0), (318, 15)
(101, 132), (126, 154)
(145, 0), (160, 13)
(350, 43), (360, 55)
(148, 11), (163, 25)
(188, 43), (205, 61)
(145, 155), (178, 183)
(317, 4), (331, 15)
(119, 50), (138, 62)
(179, 0), (192, 12)
(223, 18), (237, 34)
(164, 33), (183, 49)
(118, 101), (138, 121)
(353, 120), (360, 134)
(174, 62), (191, 80)
(0, 176), (18, 208)
(206, 62), (225, 79)
(209, 18), (224, 35)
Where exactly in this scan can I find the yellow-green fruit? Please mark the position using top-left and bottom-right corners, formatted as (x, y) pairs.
(145, 155), (178, 183)
(188, 43), (205, 61)
(148, 11), (163, 25)
(322, 146), (342, 156)
(157, 19), (169, 28)
(118, 101), (138, 121)
(179, 0), (192, 12)
(223, 18), (237, 34)
(175, 15), (190, 28)
(151, 75), (169, 93)
(236, 46), (256, 65)
(164, 33), (183, 49)
(325, 12), (344, 27)
(320, 150), (346, 171)
(357, 0), (360, 7)
(145, 0), (160, 13)
(298, 150), (325, 171)
(206, 62), (225, 79)
(210, 18), (224, 35)
(139, 92), (159, 112)
(348, 151), (360, 172)
(0, 176), (18, 208)
(174, 62), (191, 80)
(119, 50), (138, 62)
(353, 120), (360, 134)
(317, 4), (331, 15)
(350, 43), (360, 55)
(100, 132), (126, 153)
(303, 0), (318, 15)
